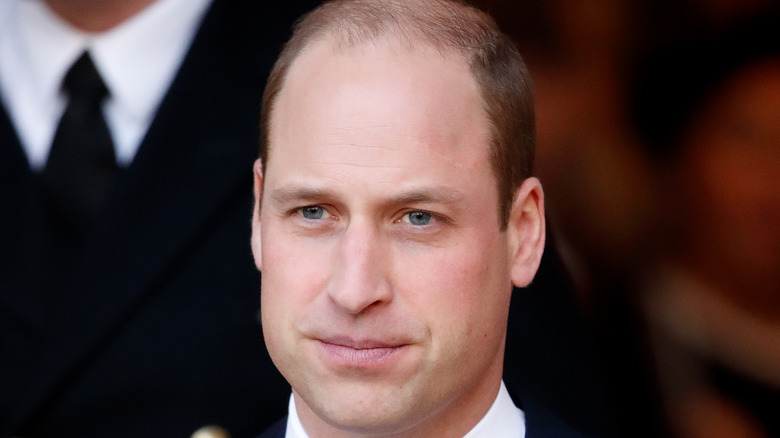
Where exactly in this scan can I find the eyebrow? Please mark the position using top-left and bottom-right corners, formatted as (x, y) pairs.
(389, 187), (465, 205)
(268, 187), (337, 206)
(267, 185), (465, 207)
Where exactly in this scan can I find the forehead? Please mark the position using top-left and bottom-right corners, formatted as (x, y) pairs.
(265, 37), (492, 186)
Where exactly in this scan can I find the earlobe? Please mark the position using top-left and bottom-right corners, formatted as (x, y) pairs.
(251, 159), (264, 271)
(507, 177), (546, 288)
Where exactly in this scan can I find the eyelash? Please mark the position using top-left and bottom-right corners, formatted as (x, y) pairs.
(291, 205), (333, 221)
(397, 209), (445, 227)
(287, 205), (448, 231)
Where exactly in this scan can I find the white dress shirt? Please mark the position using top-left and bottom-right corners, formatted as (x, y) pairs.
(285, 381), (526, 438)
(0, 0), (212, 169)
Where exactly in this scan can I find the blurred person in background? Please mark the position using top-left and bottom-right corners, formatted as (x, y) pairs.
(469, 1), (660, 436)
(631, 8), (780, 438)
(0, 0), (312, 436)
(470, 1), (779, 437)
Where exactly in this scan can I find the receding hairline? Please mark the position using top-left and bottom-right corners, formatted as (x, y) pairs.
(291, 0), (498, 54)
(259, 0), (535, 228)
(263, 0), (507, 159)
(289, 30), (477, 85)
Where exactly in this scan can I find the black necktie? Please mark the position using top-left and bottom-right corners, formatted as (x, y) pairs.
(40, 51), (118, 239)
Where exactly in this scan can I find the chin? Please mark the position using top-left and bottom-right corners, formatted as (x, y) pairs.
(310, 390), (424, 436)
(322, 412), (415, 437)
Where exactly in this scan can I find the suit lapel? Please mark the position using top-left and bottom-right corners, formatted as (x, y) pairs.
(509, 384), (587, 438)
(0, 99), (48, 426)
(256, 417), (287, 438)
(0, 102), (37, 274)
(0, 102), (29, 273)
(8, 0), (266, 428)
(0, 102), (28, 179)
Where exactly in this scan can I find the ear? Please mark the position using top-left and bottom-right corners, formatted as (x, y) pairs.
(251, 158), (264, 271)
(507, 177), (545, 288)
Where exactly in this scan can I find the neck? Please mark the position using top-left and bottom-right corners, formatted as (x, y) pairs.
(44, 0), (158, 32)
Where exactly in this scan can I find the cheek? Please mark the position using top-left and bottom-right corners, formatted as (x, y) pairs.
(260, 229), (330, 333)
(395, 232), (510, 343)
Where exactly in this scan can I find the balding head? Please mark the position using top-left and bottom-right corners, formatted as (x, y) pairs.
(259, 0), (534, 229)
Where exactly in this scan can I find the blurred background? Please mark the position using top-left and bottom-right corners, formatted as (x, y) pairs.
(470, 0), (780, 437)
(1, 0), (776, 437)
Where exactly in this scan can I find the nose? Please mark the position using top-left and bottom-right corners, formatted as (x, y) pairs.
(326, 221), (393, 314)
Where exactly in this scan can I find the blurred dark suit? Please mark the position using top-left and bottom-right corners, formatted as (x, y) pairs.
(0, 1), (313, 436)
(505, 233), (620, 438)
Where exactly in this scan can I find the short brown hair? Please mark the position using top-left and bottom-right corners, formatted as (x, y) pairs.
(260, 0), (535, 228)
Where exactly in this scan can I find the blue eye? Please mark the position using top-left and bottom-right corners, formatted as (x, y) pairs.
(301, 206), (326, 220)
(403, 211), (433, 226)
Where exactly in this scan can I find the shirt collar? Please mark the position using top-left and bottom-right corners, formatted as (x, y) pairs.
(285, 395), (310, 438)
(464, 381), (526, 438)
(89, 0), (212, 122)
(13, 0), (211, 122)
(285, 381), (526, 438)
(15, 0), (86, 109)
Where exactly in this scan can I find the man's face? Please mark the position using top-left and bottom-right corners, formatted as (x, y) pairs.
(253, 37), (543, 437)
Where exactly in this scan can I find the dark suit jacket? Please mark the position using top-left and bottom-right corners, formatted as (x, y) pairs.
(0, 1), (312, 437)
(255, 386), (588, 438)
